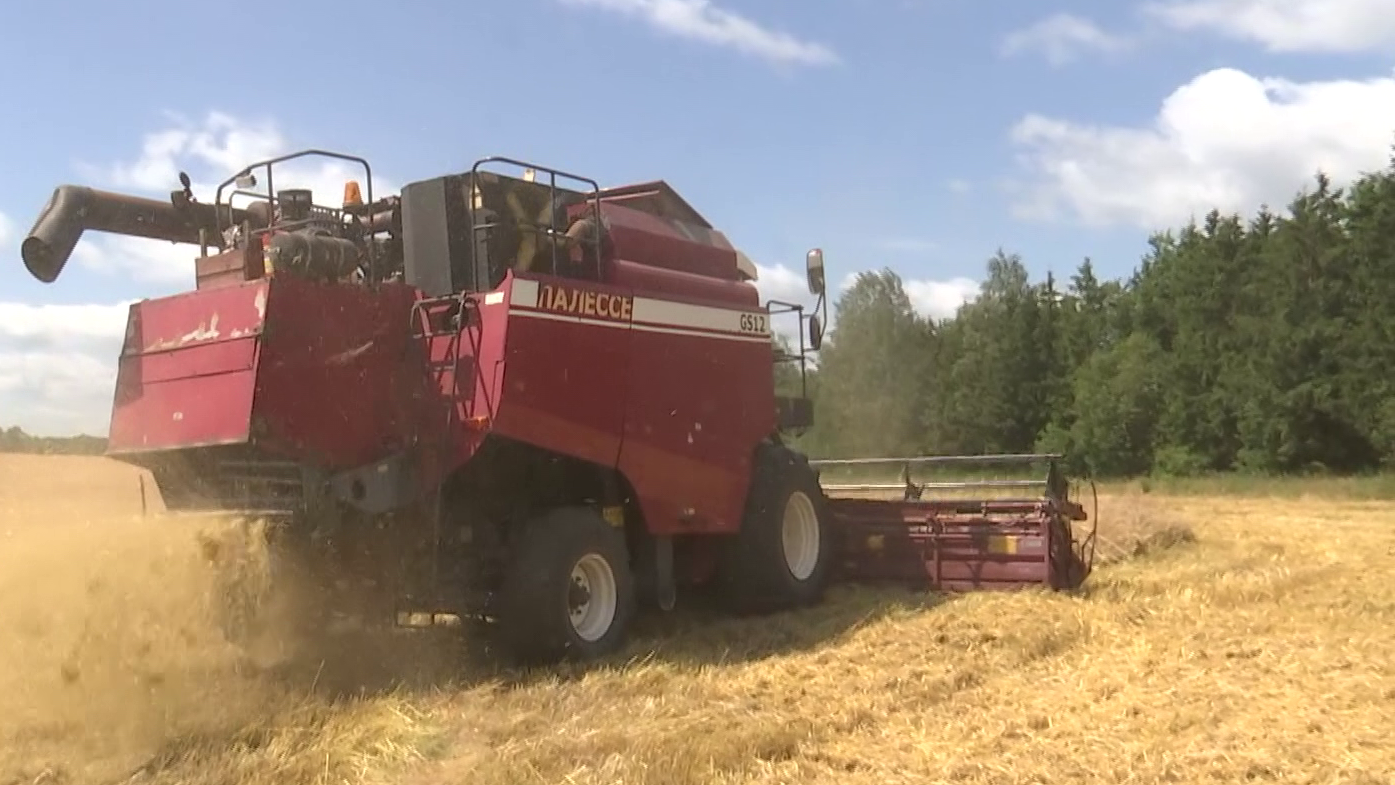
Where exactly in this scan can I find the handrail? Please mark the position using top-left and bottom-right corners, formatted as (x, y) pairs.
(809, 453), (1062, 467)
(811, 452), (1070, 502)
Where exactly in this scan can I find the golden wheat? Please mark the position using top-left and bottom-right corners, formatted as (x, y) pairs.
(0, 455), (1391, 785)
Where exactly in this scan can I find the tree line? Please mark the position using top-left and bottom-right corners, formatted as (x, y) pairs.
(791, 156), (1395, 479)
(0, 426), (107, 456)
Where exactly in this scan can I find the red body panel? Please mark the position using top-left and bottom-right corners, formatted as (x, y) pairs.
(618, 305), (772, 535)
(830, 498), (1086, 591)
(109, 277), (423, 469)
(490, 276), (631, 470)
(606, 259), (759, 310)
(109, 281), (269, 452)
(488, 269), (775, 535)
(252, 276), (421, 469)
(592, 202), (742, 282)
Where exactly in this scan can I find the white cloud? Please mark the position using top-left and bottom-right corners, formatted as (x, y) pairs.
(0, 302), (131, 436)
(67, 111), (393, 286)
(757, 260), (975, 319)
(0, 351), (118, 435)
(903, 278), (979, 320)
(753, 262), (813, 306)
(1000, 13), (1133, 65)
(833, 270), (977, 321)
(101, 113), (283, 192)
(1146, 0), (1395, 53)
(67, 234), (207, 289)
(0, 211), (12, 247)
(1008, 66), (1395, 229)
(558, 0), (839, 66)
(0, 301), (132, 344)
(752, 260), (975, 350)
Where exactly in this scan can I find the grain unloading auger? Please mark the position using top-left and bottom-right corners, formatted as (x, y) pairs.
(19, 149), (1095, 664)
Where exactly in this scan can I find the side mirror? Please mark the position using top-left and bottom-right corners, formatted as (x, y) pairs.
(809, 314), (824, 351)
(806, 248), (825, 296)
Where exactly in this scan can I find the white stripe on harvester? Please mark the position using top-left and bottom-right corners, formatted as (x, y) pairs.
(513, 308), (771, 343)
(506, 277), (772, 343)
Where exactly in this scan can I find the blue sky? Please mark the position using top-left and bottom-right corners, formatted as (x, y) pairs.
(2, 0), (1393, 435)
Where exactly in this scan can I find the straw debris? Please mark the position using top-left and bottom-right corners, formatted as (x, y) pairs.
(2, 456), (1392, 785)
(1087, 490), (1199, 566)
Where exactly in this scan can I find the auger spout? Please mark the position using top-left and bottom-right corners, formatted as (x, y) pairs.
(20, 185), (254, 283)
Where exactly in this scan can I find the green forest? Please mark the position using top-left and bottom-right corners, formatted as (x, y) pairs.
(0, 426), (106, 455)
(789, 157), (1395, 480)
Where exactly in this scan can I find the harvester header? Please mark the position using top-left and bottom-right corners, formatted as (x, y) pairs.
(18, 149), (1095, 664)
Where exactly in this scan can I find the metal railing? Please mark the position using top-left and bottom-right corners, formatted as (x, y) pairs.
(467, 156), (603, 289)
(212, 149), (379, 280)
(809, 453), (1068, 501)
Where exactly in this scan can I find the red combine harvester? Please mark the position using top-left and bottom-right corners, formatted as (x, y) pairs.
(19, 151), (1097, 663)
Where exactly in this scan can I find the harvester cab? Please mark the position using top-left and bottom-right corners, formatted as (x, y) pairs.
(18, 149), (1095, 664)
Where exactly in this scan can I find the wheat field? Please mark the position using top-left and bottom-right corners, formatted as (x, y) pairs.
(0, 453), (1391, 785)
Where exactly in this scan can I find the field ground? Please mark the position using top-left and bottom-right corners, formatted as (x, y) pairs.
(0, 454), (1392, 784)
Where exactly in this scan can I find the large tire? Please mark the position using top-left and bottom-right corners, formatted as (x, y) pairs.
(496, 506), (637, 664)
(719, 443), (835, 613)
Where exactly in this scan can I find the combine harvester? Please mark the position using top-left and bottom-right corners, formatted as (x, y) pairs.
(18, 151), (1097, 663)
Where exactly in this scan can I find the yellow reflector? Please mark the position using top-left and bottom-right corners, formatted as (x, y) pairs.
(987, 536), (1018, 555)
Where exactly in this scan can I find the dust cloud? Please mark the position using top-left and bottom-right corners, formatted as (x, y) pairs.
(0, 455), (292, 784)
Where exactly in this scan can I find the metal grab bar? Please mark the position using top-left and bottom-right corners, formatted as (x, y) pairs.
(810, 453), (1069, 501)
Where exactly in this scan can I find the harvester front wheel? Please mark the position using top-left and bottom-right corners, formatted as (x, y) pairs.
(720, 444), (834, 612)
(496, 506), (636, 663)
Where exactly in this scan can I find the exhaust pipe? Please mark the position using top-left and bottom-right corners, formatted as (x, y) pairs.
(20, 185), (255, 284)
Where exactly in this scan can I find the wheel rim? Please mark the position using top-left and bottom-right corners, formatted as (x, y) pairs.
(781, 491), (821, 581)
(568, 553), (618, 642)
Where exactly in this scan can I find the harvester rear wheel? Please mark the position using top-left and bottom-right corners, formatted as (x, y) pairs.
(496, 506), (636, 664)
(719, 443), (834, 613)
